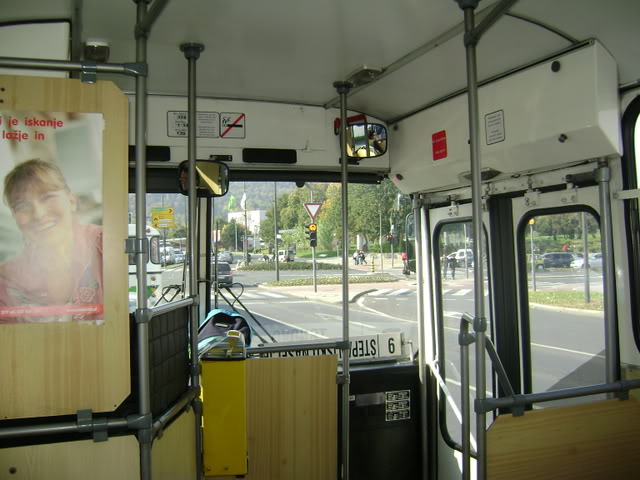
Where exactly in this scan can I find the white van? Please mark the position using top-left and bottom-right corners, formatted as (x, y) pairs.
(278, 249), (295, 262)
(447, 249), (473, 267)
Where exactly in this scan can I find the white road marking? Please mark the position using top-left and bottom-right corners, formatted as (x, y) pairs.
(369, 288), (393, 296)
(254, 313), (328, 339)
(355, 297), (417, 323)
(453, 289), (472, 296)
(258, 291), (287, 298)
(351, 321), (377, 329)
(388, 288), (411, 296)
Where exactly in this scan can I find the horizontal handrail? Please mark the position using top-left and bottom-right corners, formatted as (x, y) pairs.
(478, 379), (640, 414)
(152, 388), (198, 437)
(149, 297), (194, 319)
(0, 57), (145, 76)
(0, 417), (128, 440)
(247, 340), (349, 355)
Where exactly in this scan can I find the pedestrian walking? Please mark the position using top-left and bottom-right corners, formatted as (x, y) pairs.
(441, 254), (448, 279)
(448, 255), (457, 279)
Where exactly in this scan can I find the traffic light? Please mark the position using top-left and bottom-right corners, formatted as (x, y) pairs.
(306, 223), (318, 247)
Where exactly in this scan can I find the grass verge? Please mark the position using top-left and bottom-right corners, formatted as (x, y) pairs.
(528, 290), (603, 311)
(238, 261), (341, 272)
(265, 275), (399, 287)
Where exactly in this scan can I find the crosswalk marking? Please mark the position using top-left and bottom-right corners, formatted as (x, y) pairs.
(388, 288), (411, 296)
(452, 289), (472, 296)
(257, 291), (287, 298)
(369, 288), (394, 296)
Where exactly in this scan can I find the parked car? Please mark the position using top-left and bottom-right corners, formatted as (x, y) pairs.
(571, 253), (603, 269)
(174, 250), (185, 263)
(542, 252), (575, 268)
(526, 254), (545, 270)
(217, 251), (234, 263)
(212, 261), (233, 287)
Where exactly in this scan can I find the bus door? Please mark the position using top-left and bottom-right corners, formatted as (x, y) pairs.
(426, 200), (493, 477)
(510, 179), (608, 406)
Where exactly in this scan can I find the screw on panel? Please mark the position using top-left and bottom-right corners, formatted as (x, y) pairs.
(551, 61), (561, 73)
(558, 133), (568, 143)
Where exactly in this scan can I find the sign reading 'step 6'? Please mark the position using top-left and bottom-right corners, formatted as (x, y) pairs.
(260, 332), (405, 363)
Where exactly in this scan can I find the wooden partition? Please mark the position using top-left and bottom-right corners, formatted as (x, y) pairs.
(0, 75), (129, 419)
(152, 409), (197, 479)
(0, 435), (140, 479)
(487, 398), (640, 479)
(209, 355), (338, 480)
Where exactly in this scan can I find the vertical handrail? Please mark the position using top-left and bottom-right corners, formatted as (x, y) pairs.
(181, 42), (205, 480)
(334, 80), (352, 480)
(455, 0), (516, 476)
(596, 160), (619, 387)
(459, 312), (474, 479)
(414, 194), (431, 479)
(134, 1), (152, 479)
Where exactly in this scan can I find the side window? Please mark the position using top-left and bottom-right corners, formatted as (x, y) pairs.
(437, 221), (492, 447)
(522, 211), (605, 405)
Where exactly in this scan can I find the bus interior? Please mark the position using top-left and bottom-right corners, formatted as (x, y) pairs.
(1, 1), (640, 479)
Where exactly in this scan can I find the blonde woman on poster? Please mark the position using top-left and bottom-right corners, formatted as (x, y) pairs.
(0, 159), (103, 323)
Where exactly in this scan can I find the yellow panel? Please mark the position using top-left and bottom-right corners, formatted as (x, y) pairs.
(0, 435), (139, 479)
(152, 409), (197, 480)
(487, 398), (640, 479)
(0, 75), (129, 419)
(202, 360), (248, 476)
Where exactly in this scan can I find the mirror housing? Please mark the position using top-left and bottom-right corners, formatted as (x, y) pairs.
(346, 123), (388, 159)
(178, 159), (230, 197)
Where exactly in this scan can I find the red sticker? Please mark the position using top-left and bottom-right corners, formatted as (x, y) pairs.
(432, 130), (447, 160)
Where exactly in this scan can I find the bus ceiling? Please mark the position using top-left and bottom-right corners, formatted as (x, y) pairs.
(1, 1), (638, 121)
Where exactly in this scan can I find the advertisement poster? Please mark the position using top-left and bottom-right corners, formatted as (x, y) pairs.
(0, 111), (105, 324)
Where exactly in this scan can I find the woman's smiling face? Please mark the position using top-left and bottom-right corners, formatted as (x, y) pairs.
(11, 187), (77, 245)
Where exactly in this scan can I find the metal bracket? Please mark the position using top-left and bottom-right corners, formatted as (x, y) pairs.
(473, 316), (487, 333)
(127, 413), (153, 430)
(80, 61), (97, 84)
(560, 183), (578, 205)
(125, 237), (148, 255)
(135, 307), (152, 324)
(336, 373), (350, 385)
(613, 189), (640, 201)
(524, 190), (540, 208)
(335, 340), (350, 350)
(458, 332), (476, 346)
(448, 200), (459, 217)
(77, 409), (109, 442)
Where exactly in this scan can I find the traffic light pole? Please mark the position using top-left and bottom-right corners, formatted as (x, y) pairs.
(312, 246), (317, 292)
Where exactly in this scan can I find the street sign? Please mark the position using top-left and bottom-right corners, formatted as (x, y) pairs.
(304, 202), (322, 221)
(151, 207), (175, 229)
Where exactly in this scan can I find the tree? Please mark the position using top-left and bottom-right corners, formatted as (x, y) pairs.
(220, 220), (247, 251)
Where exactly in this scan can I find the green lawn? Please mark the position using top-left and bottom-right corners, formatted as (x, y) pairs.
(528, 290), (603, 311)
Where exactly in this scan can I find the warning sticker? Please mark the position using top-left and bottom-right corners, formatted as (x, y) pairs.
(432, 130), (447, 160)
(485, 110), (505, 145)
(167, 111), (220, 138)
(220, 112), (246, 138)
(385, 389), (410, 421)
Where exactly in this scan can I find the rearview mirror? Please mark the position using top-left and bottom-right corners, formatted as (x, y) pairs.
(346, 123), (387, 159)
(178, 160), (230, 197)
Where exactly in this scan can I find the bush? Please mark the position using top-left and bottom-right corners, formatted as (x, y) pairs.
(264, 275), (399, 287)
(238, 261), (341, 272)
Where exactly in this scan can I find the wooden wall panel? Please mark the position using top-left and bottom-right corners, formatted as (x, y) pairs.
(207, 355), (338, 480)
(152, 409), (197, 479)
(487, 398), (640, 479)
(0, 435), (139, 479)
(0, 75), (129, 419)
